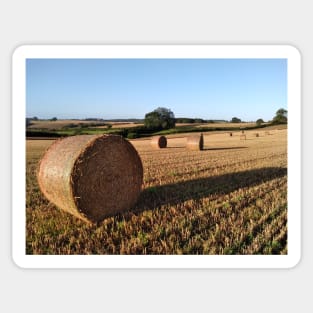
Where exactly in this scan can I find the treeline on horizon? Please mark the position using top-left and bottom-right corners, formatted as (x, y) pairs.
(84, 117), (219, 124)
(26, 107), (287, 139)
(26, 117), (231, 124)
(25, 119), (272, 140)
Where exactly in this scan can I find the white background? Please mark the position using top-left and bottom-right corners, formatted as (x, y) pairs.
(1, 1), (311, 312)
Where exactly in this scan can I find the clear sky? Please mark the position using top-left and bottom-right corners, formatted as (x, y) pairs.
(26, 58), (287, 121)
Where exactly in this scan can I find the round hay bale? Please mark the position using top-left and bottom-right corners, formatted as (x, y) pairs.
(186, 133), (204, 151)
(151, 135), (167, 149)
(37, 134), (143, 223)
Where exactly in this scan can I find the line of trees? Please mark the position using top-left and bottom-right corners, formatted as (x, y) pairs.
(26, 107), (287, 134)
(144, 107), (227, 131)
(175, 117), (208, 124)
(142, 107), (288, 131)
(230, 108), (287, 125)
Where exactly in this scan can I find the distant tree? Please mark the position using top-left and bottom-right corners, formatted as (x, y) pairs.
(32, 116), (38, 120)
(176, 118), (194, 124)
(26, 118), (32, 127)
(194, 118), (204, 124)
(144, 111), (161, 129)
(144, 107), (175, 130)
(175, 117), (206, 124)
(256, 118), (264, 126)
(231, 117), (241, 123)
(50, 117), (58, 121)
(272, 108), (287, 124)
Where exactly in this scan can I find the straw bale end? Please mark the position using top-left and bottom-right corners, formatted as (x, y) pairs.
(151, 135), (167, 149)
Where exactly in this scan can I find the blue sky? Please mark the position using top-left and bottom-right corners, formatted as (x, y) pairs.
(26, 58), (287, 121)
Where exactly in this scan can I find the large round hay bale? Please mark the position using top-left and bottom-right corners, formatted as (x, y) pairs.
(37, 134), (143, 223)
(186, 133), (204, 151)
(151, 135), (167, 149)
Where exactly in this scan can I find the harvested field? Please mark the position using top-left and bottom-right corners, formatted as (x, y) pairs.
(26, 128), (287, 255)
(27, 119), (108, 130)
(95, 122), (144, 129)
(195, 122), (258, 129)
(108, 122), (144, 129)
(240, 134), (247, 140)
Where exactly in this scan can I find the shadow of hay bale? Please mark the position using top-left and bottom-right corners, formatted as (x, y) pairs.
(133, 167), (287, 213)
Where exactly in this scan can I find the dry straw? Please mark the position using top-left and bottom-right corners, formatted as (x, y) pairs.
(240, 134), (246, 140)
(187, 133), (204, 151)
(37, 134), (143, 223)
(150, 135), (167, 149)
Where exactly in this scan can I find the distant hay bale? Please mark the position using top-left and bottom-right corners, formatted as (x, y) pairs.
(229, 132), (233, 137)
(150, 136), (167, 149)
(240, 134), (246, 140)
(37, 134), (143, 223)
(187, 133), (204, 150)
(254, 133), (259, 137)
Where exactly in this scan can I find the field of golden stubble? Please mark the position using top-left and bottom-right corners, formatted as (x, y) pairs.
(26, 128), (287, 255)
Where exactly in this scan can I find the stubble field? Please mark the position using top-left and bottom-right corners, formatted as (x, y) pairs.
(26, 128), (287, 254)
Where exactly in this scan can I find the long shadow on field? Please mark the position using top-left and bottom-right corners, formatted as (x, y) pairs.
(133, 167), (287, 213)
(203, 146), (248, 151)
